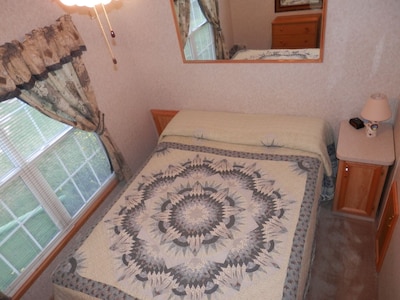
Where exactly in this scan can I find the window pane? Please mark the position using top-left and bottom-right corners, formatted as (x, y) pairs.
(0, 98), (68, 162)
(58, 137), (86, 173)
(0, 178), (60, 274)
(193, 24), (215, 60)
(0, 206), (15, 242)
(0, 146), (15, 181)
(56, 181), (85, 216)
(190, 0), (207, 31)
(74, 130), (99, 158)
(0, 228), (41, 272)
(185, 0), (215, 61)
(74, 164), (100, 200)
(29, 106), (68, 142)
(2, 178), (42, 218)
(36, 152), (70, 191)
(24, 210), (59, 248)
(92, 151), (112, 183)
(36, 130), (112, 217)
(0, 259), (16, 292)
(3, 107), (43, 160)
(184, 43), (194, 60)
(0, 98), (113, 293)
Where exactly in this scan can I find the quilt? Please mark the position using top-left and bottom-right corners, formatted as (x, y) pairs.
(231, 49), (320, 60)
(52, 138), (324, 300)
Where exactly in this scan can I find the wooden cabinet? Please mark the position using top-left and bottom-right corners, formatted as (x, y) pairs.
(333, 121), (394, 220)
(151, 109), (178, 136)
(334, 160), (388, 218)
(271, 13), (321, 49)
(376, 181), (398, 271)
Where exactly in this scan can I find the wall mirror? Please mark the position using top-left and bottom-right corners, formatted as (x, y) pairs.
(170, 0), (327, 63)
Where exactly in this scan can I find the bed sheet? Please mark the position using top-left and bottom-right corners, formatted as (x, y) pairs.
(52, 137), (325, 300)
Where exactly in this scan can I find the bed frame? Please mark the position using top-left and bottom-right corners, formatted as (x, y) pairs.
(149, 107), (400, 272)
(151, 109), (178, 135)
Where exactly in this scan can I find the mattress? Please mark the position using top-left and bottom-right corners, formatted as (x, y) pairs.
(52, 110), (335, 300)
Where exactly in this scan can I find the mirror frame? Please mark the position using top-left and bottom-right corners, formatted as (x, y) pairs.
(170, 0), (327, 64)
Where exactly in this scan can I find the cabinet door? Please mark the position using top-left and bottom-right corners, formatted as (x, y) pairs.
(334, 160), (388, 218)
(376, 181), (398, 271)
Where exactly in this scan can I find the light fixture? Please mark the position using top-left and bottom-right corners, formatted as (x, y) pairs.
(59, 0), (117, 64)
(360, 93), (391, 137)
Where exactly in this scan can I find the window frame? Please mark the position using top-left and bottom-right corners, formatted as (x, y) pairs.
(184, 0), (216, 60)
(0, 98), (118, 297)
(12, 177), (118, 299)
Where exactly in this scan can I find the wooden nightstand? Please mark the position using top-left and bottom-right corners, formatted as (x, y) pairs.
(271, 13), (321, 49)
(333, 120), (394, 220)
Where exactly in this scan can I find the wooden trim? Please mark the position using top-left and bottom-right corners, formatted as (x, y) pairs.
(150, 109), (179, 136)
(376, 181), (399, 272)
(10, 178), (119, 300)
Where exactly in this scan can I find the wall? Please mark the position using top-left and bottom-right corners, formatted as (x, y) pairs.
(229, 0), (273, 49)
(1, 0), (400, 298)
(222, 0), (323, 53)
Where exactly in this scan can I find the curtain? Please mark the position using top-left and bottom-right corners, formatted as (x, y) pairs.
(198, 0), (229, 59)
(0, 15), (131, 181)
(173, 0), (191, 48)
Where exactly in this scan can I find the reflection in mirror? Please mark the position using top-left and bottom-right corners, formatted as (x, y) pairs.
(171, 0), (327, 63)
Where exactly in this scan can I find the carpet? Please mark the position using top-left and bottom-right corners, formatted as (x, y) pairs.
(306, 201), (378, 300)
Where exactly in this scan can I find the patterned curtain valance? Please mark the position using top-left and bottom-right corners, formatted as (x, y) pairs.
(0, 15), (86, 101)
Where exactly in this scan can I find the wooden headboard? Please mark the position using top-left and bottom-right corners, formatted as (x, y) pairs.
(151, 109), (179, 135)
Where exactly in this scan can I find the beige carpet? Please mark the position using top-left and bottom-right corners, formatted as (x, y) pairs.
(306, 201), (378, 300)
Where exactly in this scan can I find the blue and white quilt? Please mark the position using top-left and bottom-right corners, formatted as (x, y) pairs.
(52, 138), (327, 300)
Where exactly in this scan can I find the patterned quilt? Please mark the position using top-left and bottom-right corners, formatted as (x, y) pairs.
(52, 140), (324, 300)
(231, 48), (320, 60)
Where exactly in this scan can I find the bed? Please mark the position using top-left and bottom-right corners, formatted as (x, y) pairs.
(52, 110), (336, 300)
(231, 49), (320, 61)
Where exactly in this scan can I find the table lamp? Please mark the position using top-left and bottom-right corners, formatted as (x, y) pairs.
(360, 93), (391, 137)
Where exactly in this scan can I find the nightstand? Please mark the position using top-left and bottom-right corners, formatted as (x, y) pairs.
(333, 120), (394, 220)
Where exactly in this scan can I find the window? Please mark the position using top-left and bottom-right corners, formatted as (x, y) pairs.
(0, 98), (114, 294)
(184, 0), (216, 60)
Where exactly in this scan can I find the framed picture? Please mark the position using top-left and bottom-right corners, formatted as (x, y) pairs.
(275, 0), (323, 12)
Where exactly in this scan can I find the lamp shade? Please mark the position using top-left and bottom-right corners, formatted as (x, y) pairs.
(59, 0), (111, 7)
(360, 93), (391, 122)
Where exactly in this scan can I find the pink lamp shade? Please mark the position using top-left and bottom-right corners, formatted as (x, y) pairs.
(361, 93), (391, 122)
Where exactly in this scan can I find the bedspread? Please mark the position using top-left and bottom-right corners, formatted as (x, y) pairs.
(231, 49), (320, 60)
(52, 140), (324, 300)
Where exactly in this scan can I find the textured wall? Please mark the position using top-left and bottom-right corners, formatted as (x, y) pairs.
(1, 0), (400, 298)
(1, 0), (399, 172)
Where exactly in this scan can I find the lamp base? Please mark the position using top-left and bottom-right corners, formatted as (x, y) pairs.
(365, 122), (379, 137)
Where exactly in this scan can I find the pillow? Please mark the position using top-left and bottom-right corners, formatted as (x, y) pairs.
(162, 110), (334, 176)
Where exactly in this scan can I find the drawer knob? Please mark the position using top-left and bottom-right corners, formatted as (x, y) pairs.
(344, 165), (349, 177)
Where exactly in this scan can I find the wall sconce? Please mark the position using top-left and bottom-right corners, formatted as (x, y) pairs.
(59, 0), (117, 64)
(360, 93), (391, 137)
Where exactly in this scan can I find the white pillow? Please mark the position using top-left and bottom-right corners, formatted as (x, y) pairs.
(162, 110), (334, 176)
